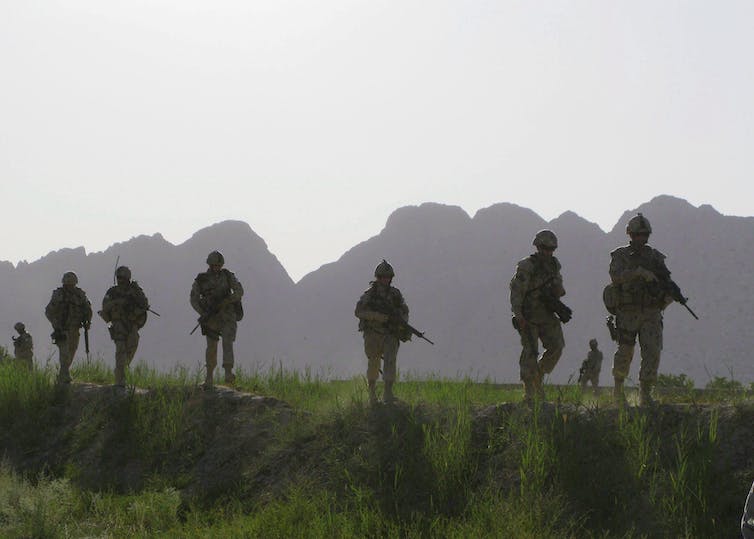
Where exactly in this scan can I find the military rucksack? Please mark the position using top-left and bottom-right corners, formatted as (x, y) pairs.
(603, 283), (619, 315)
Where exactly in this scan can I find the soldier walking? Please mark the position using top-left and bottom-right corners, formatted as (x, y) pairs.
(355, 260), (410, 405)
(45, 271), (92, 384)
(98, 266), (149, 388)
(12, 322), (34, 369)
(578, 338), (603, 395)
(606, 213), (682, 406)
(510, 230), (569, 403)
(190, 251), (244, 389)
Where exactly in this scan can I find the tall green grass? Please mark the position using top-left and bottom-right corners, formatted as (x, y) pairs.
(0, 358), (748, 538)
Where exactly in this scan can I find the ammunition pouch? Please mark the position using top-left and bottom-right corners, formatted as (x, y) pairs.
(51, 330), (67, 343)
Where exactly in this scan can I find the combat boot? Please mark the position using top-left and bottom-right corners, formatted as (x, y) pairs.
(639, 384), (656, 407)
(383, 381), (395, 404)
(368, 381), (378, 405)
(613, 378), (626, 405)
(57, 365), (72, 384)
(202, 367), (215, 390)
(224, 368), (236, 385)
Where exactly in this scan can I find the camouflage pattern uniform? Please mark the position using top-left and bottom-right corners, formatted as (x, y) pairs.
(355, 260), (410, 404)
(45, 272), (92, 383)
(12, 322), (34, 369)
(579, 339), (603, 393)
(190, 251), (244, 388)
(609, 213), (674, 405)
(99, 266), (149, 387)
(510, 230), (566, 401)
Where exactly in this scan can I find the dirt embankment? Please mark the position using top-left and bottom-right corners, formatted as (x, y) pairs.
(3, 383), (754, 512)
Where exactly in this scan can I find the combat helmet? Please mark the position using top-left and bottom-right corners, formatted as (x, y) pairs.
(374, 259), (395, 278)
(626, 213), (652, 235)
(14, 322), (25, 332)
(62, 271), (78, 286)
(115, 266), (132, 281)
(206, 251), (225, 266)
(532, 230), (558, 249)
(589, 338), (598, 347)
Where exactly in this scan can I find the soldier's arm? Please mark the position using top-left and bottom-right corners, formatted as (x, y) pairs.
(553, 259), (566, 297)
(190, 279), (204, 314)
(509, 261), (532, 319)
(229, 272), (244, 302)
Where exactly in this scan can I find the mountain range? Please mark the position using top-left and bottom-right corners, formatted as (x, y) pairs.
(2, 195), (752, 386)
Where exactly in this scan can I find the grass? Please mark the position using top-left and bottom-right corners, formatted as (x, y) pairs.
(0, 354), (751, 538)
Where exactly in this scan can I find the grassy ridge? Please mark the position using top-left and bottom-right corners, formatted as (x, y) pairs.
(0, 357), (750, 538)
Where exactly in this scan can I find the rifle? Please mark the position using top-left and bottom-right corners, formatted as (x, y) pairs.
(190, 296), (230, 335)
(650, 267), (699, 320)
(83, 321), (90, 358)
(525, 271), (573, 324)
(388, 313), (435, 345)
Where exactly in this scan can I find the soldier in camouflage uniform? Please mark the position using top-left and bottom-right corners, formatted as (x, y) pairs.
(45, 271), (93, 383)
(355, 260), (410, 404)
(578, 338), (603, 394)
(510, 230), (567, 402)
(608, 213), (676, 406)
(98, 266), (149, 388)
(12, 322), (34, 369)
(190, 251), (244, 389)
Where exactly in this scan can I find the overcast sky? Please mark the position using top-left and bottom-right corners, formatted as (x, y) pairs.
(1, 1), (752, 281)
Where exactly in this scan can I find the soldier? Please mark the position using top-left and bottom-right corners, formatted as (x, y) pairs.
(355, 260), (410, 405)
(607, 213), (677, 406)
(98, 266), (149, 388)
(45, 271), (92, 384)
(12, 322), (34, 369)
(190, 251), (244, 389)
(578, 338), (603, 394)
(510, 230), (568, 402)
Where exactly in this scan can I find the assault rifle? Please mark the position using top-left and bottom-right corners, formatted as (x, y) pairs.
(388, 312), (435, 345)
(190, 296), (230, 335)
(651, 267), (699, 320)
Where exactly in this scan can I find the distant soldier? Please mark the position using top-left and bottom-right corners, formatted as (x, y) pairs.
(355, 260), (410, 404)
(190, 251), (244, 389)
(12, 322), (34, 369)
(578, 338), (603, 394)
(98, 266), (149, 388)
(606, 213), (682, 406)
(45, 271), (92, 384)
(510, 230), (570, 403)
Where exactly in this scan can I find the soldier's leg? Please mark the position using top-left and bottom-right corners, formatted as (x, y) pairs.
(221, 324), (237, 383)
(519, 324), (541, 401)
(538, 322), (565, 375)
(382, 336), (400, 402)
(612, 312), (638, 402)
(125, 331), (140, 367)
(114, 340), (128, 387)
(638, 311), (663, 405)
(363, 331), (384, 403)
(56, 343), (71, 383)
(204, 336), (219, 388)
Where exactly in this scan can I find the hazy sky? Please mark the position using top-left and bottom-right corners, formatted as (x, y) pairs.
(2, 1), (752, 281)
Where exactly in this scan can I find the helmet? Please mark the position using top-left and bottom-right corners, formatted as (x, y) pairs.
(14, 322), (25, 332)
(626, 213), (652, 235)
(374, 259), (395, 278)
(589, 338), (598, 347)
(532, 230), (558, 249)
(206, 251), (225, 265)
(62, 271), (78, 285)
(115, 266), (132, 280)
